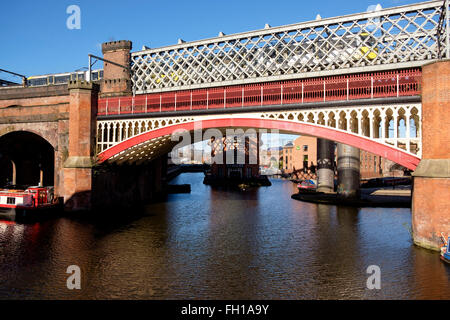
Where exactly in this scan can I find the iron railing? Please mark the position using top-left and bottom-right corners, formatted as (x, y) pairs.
(98, 69), (421, 116)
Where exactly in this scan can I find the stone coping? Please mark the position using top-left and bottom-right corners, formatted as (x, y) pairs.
(412, 159), (450, 178)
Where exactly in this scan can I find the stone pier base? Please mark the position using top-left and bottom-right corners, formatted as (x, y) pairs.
(337, 143), (360, 199)
(91, 155), (167, 210)
(317, 138), (335, 193)
(412, 160), (450, 251)
(63, 167), (93, 211)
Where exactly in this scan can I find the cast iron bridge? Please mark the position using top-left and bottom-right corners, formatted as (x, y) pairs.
(96, 1), (448, 168)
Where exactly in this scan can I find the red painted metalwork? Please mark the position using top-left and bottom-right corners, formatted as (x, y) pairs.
(97, 69), (421, 116)
(97, 118), (420, 170)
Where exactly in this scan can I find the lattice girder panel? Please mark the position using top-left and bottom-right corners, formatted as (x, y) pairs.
(437, 0), (450, 58)
(131, 1), (448, 94)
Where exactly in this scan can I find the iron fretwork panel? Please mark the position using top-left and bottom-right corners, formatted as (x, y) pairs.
(437, 0), (450, 58)
(131, 1), (448, 94)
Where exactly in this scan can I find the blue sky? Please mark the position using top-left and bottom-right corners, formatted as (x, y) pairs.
(1, 0), (421, 80)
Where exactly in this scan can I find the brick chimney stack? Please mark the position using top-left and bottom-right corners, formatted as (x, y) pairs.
(100, 40), (132, 97)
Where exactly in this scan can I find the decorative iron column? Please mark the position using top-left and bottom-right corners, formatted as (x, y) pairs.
(336, 143), (360, 199)
(316, 138), (335, 193)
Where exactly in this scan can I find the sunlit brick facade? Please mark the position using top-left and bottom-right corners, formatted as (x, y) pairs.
(282, 136), (405, 178)
(282, 136), (317, 173)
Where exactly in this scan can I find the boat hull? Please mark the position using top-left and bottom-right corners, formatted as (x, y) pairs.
(0, 207), (17, 221)
(441, 250), (450, 264)
(0, 204), (62, 222)
(440, 255), (450, 264)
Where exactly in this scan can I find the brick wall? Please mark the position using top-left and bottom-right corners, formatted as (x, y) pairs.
(412, 60), (450, 251)
(0, 85), (70, 196)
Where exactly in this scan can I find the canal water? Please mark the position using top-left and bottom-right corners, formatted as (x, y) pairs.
(0, 172), (449, 299)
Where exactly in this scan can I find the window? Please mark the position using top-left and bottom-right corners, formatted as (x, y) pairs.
(303, 145), (308, 152)
(303, 155), (308, 170)
(7, 197), (15, 204)
(55, 75), (70, 84)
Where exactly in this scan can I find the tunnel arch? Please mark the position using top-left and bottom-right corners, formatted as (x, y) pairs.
(97, 118), (420, 170)
(0, 127), (58, 149)
(0, 131), (55, 187)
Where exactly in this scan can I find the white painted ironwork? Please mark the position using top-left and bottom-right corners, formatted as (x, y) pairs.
(131, 1), (448, 94)
(97, 103), (422, 164)
(437, 0), (450, 58)
(97, 116), (196, 153)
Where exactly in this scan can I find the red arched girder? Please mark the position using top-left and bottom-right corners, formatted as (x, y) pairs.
(97, 118), (420, 170)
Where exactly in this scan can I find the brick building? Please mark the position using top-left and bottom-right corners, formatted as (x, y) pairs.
(281, 136), (317, 173)
(360, 150), (384, 178)
(282, 136), (406, 178)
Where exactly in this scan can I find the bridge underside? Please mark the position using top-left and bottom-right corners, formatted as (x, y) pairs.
(97, 117), (420, 170)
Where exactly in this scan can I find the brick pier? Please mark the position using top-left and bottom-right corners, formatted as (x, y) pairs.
(412, 60), (450, 251)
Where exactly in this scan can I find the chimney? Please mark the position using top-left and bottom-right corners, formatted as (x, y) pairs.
(100, 40), (133, 97)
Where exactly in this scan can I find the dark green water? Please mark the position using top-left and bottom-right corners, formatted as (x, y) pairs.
(0, 173), (449, 299)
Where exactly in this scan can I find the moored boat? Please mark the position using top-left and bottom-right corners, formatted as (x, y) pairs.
(297, 179), (316, 193)
(0, 186), (60, 221)
(440, 234), (450, 264)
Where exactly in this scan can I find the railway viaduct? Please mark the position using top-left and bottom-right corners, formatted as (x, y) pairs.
(0, 0), (449, 251)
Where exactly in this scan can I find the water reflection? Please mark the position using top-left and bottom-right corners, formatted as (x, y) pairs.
(0, 172), (449, 299)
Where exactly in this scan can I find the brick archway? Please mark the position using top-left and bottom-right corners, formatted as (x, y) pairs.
(0, 131), (55, 187)
(0, 124), (59, 149)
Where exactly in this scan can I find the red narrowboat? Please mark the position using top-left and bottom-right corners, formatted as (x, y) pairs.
(0, 186), (60, 220)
